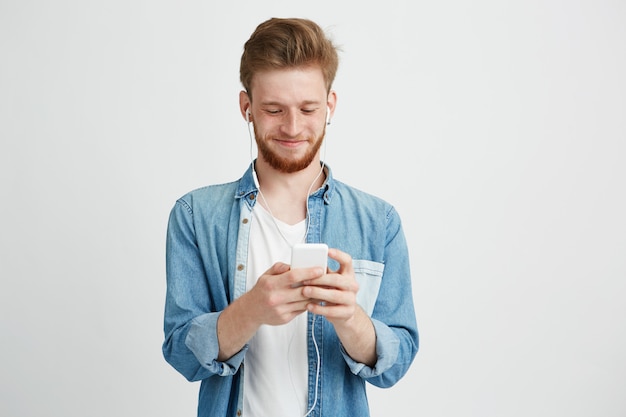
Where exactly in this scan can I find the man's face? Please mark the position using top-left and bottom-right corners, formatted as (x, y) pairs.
(248, 67), (330, 173)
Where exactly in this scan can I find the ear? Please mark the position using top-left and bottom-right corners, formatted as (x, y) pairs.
(326, 90), (337, 120)
(239, 90), (252, 122)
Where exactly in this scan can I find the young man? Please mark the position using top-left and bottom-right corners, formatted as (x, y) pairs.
(163, 17), (419, 417)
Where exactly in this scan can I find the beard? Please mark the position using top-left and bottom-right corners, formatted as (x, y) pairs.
(254, 127), (325, 173)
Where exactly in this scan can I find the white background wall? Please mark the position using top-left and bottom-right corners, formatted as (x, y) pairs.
(1, 1), (624, 416)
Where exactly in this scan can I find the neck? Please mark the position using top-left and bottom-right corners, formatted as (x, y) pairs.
(253, 159), (326, 225)
(254, 157), (325, 194)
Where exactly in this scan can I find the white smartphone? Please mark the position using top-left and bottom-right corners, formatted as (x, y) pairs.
(291, 243), (328, 270)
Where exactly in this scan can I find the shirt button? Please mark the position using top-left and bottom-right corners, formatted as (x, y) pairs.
(248, 194), (255, 200)
(242, 218), (249, 224)
(237, 264), (244, 271)
(237, 410), (242, 416)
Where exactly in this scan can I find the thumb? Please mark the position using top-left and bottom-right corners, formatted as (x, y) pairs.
(271, 262), (291, 274)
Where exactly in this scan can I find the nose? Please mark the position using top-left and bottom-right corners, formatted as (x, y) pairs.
(279, 111), (303, 137)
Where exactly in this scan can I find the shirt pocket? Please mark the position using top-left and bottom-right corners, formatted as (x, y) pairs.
(353, 259), (384, 316)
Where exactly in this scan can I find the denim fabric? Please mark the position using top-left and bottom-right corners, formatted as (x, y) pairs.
(163, 163), (419, 417)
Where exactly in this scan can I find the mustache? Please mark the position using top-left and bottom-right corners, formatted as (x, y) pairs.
(261, 133), (314, 142)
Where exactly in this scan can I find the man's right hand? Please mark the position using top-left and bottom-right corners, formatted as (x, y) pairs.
(216, 262), (325, 360)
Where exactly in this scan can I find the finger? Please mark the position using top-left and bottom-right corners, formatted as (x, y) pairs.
(302, 284), (351, 306)
(283, 299), (312, 314)
(306, 300), (350, 318)
(304, 271), (358, 293)
(288, 266), (325, 287)
(269, 262), (291, 275)
(327, 248), (354, 274)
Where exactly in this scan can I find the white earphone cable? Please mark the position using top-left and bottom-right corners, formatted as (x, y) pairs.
(246, 107), (329, 416)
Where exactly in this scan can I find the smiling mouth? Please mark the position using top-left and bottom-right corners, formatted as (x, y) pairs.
(275, 139), (307, 147)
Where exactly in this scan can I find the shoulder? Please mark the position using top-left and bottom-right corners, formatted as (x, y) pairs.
(332, 179), (395, 214)
(174, 180), (240, 214)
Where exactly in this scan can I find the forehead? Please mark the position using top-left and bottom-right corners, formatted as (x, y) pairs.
(249, 66), (327, 104)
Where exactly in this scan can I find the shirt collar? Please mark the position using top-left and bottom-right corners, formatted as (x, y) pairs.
(235, 161), (335, 205)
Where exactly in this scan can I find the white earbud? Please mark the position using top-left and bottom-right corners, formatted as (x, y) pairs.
(326, 106), (331, 126)
(246, 109), (251, 124)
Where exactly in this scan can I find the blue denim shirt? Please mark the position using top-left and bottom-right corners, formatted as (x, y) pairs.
(163, 163), (419, 417)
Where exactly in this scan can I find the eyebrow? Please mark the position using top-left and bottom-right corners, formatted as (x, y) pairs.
(260, 100), (322, 107)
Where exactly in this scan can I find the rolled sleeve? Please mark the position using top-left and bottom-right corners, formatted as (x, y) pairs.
(340, 318), (400, 378)
(185, 312), (248, 377)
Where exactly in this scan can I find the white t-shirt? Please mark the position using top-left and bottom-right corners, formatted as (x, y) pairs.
(243, 203), (308, 417)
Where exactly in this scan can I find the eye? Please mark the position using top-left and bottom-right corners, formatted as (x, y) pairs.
(301, 108), (316, 114)
(265, 109), (281, 115)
